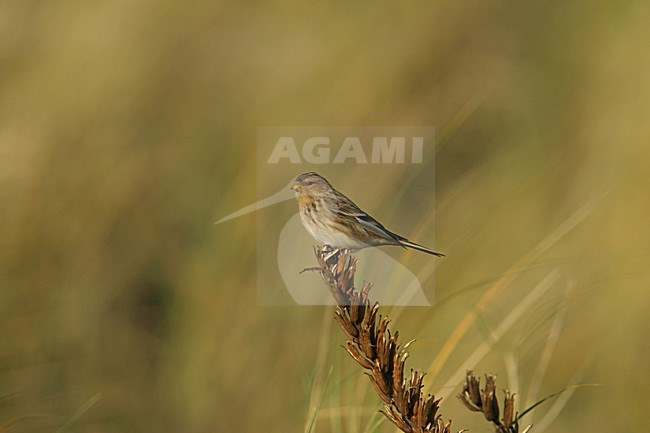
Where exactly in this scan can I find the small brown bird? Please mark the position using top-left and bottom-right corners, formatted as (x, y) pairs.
(291, 172), (444, 257)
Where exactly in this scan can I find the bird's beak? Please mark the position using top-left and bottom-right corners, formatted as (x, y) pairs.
(291, 183), (300, 192)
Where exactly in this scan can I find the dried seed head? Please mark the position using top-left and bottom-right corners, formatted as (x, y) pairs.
(482, 374), (500, 423)
(502, 389), (516, 428)
(458, 370), (524, 433)
(310, 247), (460, 433)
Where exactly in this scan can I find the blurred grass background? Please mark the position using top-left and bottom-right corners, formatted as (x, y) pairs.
(1, 1), (649, 432)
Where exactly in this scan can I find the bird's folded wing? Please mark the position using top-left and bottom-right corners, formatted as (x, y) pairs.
(336, 204), (402, 244)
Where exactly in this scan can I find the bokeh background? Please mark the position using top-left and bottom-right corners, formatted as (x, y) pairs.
(1, 1), (649, 432)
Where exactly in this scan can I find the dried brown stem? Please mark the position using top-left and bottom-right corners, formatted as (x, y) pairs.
(309, 246), (454, 433)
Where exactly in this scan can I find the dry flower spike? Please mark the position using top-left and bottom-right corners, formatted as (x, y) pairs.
(457, 370), (532, 433)
(306, 246), (456, 433)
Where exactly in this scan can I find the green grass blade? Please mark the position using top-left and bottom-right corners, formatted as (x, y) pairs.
(56, 393), (102, 433)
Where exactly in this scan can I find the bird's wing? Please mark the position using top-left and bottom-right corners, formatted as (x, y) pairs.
(334, 194), (403, 244)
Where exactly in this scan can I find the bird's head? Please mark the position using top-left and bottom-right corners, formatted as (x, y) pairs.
(291, 172), (333, 197)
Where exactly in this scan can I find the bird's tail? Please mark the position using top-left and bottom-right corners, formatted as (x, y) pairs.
(399, 240), (445, 257)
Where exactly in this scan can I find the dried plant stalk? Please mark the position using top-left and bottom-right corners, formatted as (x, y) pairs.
(308, 246), (454, 433)
(458, 370), (531, 433)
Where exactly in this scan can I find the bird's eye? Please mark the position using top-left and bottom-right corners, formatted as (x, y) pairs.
(305, 180), (314, 185)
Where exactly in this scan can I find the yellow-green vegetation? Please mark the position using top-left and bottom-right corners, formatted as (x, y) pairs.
(1, 1), (649, 432)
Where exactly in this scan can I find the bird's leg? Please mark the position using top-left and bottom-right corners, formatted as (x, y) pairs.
(321, 244), (339, 261)
(299, 245), (349, 274)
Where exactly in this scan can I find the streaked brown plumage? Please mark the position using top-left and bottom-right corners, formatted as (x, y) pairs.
(291, 172), (444, 257)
